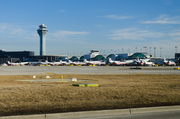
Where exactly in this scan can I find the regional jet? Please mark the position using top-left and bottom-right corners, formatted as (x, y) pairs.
(163, 58), (176, 66)
(108, 58), (126, 66)
(7, 61), (29, 66)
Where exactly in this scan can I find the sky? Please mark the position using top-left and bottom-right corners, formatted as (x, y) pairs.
(0, 0), (180, 58)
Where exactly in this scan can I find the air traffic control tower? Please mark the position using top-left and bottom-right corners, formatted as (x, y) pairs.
(37, 24), (48, 56)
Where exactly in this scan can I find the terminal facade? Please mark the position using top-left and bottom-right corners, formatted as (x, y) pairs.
(0, 50), (34, 63)
(0, 49), (67, 63)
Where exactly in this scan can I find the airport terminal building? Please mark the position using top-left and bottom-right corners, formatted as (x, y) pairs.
(0, 49), (68, 63)
(0, 50), (34, 63)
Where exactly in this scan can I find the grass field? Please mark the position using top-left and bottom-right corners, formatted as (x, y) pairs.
(0, 74), (180, 116)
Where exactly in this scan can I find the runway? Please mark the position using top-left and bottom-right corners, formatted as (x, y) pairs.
(0, 66), (179, 75)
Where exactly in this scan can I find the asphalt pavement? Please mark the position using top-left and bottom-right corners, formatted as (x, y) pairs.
(0, 66), (179, 75)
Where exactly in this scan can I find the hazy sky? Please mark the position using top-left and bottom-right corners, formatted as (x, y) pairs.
(0, 0), (180, 58)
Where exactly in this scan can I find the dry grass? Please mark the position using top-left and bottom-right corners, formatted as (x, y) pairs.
(0, 74), (180, 116)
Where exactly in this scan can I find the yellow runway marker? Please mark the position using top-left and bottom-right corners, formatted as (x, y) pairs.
(46, 72), (59, 75)
(136, 72), (144, 75)
(73, 83), (99, 87)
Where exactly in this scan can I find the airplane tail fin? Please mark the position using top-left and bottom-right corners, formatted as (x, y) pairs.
(84, 59), (87, 62)
(109, 58), (112, 61)
(163, 57), (168, 63)
(137, 57), (139, 61)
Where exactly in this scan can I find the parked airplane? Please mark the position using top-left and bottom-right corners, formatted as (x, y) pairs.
(0, 63), (8, 66)
(49, 61), (62, 66)
(124, 59), (134, 66)
(163, 58), (176, 66)
(7, 61), (28, 66)
(69, 61), (81, 66)
(29, 60), (49, 66)
(87, 60), (106, 66)
(30, 61), (41, 66)
(133, 57), (155, 66)
(40, 60), (49, 65)
(133, 57), (143, 66)
(108, 58), (126, 66)
(107, 58), (135, 66)
(144, 59), (155, 66)
(69, 59), (90, 66)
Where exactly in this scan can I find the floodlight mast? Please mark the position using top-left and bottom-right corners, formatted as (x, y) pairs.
(37, 24), (48, 56)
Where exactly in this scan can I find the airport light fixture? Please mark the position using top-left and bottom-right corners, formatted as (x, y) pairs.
(149, 47), (151, 55)
(143, 46), (147, 53)
(160, 47), (162, 58)
(175, 46), (178, 53)
(154, 47), (156, 58)
(127, 48), (130, 53)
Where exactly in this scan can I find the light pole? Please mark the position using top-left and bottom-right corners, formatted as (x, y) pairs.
(154, 47), (156, 58)
(143, 46), (147, 53)
(145, 46), (147, 53)
(160, 47), (162, 58)
(175, 46), (178, 60)
(149, 47), (151, 55)
(175, 46), (178, 53)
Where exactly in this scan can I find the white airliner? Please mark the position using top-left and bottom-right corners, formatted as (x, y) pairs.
(69, 60), (81, 66)
(143, 59), (155, 66)
(69, 59), (90, 66)
(87, 60), (106, 66)
(124, 60), (134, 66)
(134, 57), (155, 66)
(108, 58), (135, 66)
(163, 58), (176, 66)
(49, 61), (62, 66)
(7, 61), (29, 66)
(0, 63), (8, 66)
(40, 60), (49, 65)
(30, 61), (41, 66)
(134, 57), (144, 66)
(108, 58), (126, 66)
(29, 60), (49, 66)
